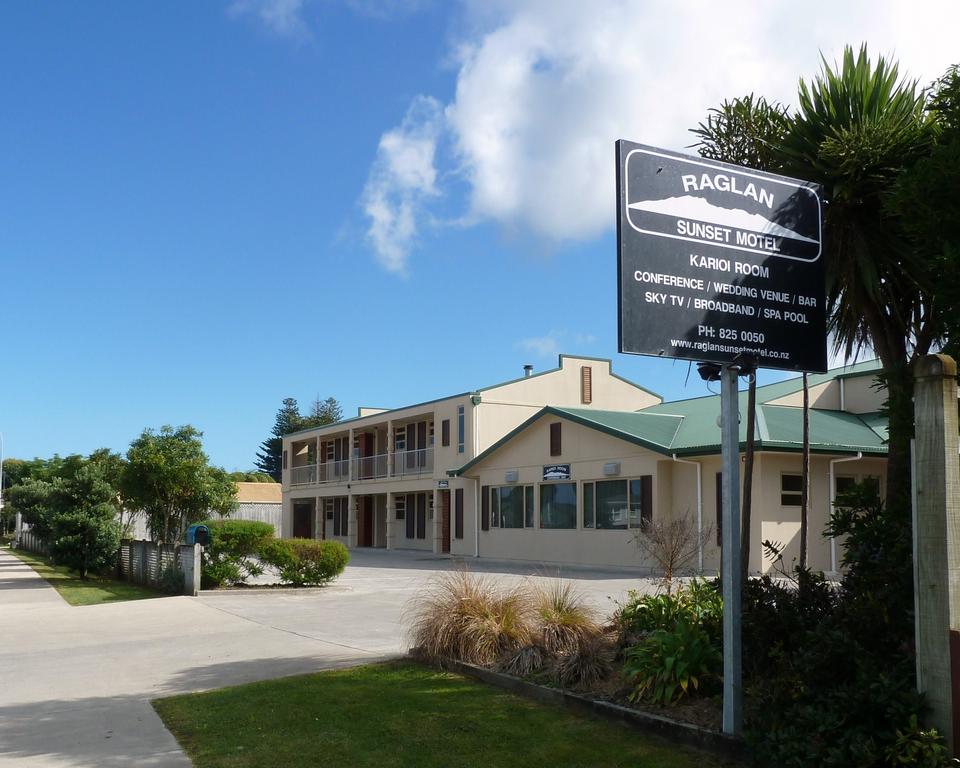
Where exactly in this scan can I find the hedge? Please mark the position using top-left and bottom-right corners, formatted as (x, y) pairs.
(259, 538), (349, 586)
(201, 519), (275, 587)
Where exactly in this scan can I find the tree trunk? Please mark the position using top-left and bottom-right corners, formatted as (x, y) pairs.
(741, 374), (757, 583)
(882, 360), (915, 517)
(800, 373), (810, 571)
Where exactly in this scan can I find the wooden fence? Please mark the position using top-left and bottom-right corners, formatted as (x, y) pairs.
(119, 539), (182, 588)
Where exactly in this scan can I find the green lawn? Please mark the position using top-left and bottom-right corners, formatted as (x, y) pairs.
(7, 545), (165, 606)
(154, 661), (732, 768)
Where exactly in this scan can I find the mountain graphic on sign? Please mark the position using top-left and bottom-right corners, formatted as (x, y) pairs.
(628, 195), (818, 244)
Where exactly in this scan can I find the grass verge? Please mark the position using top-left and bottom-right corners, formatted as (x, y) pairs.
(153, 661), (734, 768)
(6, 545), (165, 606)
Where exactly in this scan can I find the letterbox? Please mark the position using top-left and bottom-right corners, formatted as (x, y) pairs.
(186, 524), (210, 546)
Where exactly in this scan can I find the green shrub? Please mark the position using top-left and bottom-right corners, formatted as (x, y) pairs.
(260, 538), (349, 586)
(616, 579), (722, 645)
(623, 618), (721, 705)
(743, 484), (943, 766)
(201, 519), (275, 588)
(405, 570), (533, 665)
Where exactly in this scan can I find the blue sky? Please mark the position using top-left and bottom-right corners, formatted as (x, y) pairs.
(2, 1), (956, 470)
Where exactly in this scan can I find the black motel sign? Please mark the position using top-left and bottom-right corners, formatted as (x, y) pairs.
(616, 141), (827, 373)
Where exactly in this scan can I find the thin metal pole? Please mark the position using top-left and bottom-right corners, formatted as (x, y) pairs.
(720, 365), (743, 736)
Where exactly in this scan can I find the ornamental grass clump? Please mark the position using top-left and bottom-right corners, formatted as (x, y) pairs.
(531, 579), (600, 655)
(555, 632), (617, 689)
(406, 570), (533, 665)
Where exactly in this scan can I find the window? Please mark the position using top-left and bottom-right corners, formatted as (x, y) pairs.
(583, 482), (594, 528)
(781, 474), (803, 506)
(834, 474), (880, 502)
(550, 422), (562, 457)
(540, 483), (576, 529)
(442, 419), (450, 447)
(395, 495), (406, 520)
(331, 497), (348, 537)
(401, 492), (427, 539)
(582, 477), (652, 530)
(490, 485), (534, 528)
(457, 406), (465, 453)
(581, 366), (592, 404)
(282, 450), (288, 470)
(835, 475), (856, 497)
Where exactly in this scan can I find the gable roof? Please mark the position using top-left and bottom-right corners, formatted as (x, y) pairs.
(451, 361), (888, 475)
(285, 354), (660, 438)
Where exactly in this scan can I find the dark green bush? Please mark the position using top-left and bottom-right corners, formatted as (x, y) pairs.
(259, 538), (349, 586)
(201, 519), (275, 588)
(743, 483), (951, 766)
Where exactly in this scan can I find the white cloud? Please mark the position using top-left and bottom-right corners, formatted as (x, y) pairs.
(362, 96), (444, 274)
(362, 0), (960, 269)
(229, 0), (308, 38)
(517, 329), (596, 358)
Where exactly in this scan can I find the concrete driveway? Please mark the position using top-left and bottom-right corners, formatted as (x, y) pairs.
(0, 546), (655, 767)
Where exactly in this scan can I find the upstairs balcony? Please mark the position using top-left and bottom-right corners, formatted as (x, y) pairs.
(289, 448), (434, 488)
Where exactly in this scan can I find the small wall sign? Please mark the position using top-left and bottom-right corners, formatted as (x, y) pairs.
(437, 479), (450, 489)
(543, 464), (571, 481)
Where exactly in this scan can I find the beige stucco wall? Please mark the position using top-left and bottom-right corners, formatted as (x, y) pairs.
(841, 373), (886, 413)
(763, 372), (884, 414)
(766, 380), (839, 409)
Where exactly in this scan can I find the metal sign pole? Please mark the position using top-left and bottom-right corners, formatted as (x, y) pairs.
(721, 364), (743, 735)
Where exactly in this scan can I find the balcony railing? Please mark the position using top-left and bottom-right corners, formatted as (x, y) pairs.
(318, 459), (350, 483)
(291, 464), (317, 486)
(353, 453), (389, 480)
(393, 447), (433, 477)
(288, 451), (433, 486)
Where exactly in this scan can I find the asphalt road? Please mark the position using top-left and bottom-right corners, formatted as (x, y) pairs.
(0, 546), (654, 767)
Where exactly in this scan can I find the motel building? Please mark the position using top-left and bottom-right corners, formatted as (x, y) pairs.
(281, 355), (887, 575)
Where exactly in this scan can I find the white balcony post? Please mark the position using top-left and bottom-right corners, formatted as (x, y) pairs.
(347, 493), (358, 548)
(432, 489), (442, 554)
(348, 429), (355, 482)
(387, 421), (395, 477)
(386, 491), (395, 550)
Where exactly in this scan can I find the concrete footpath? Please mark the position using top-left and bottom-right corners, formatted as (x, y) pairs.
(0, 548), (390, 767)
(0, 546), (654, 767)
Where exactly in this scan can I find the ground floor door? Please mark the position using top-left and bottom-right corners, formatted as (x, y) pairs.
(359, 497), (374, 547)
(440, 490), (451, 553)
(293, 501), (313, 539)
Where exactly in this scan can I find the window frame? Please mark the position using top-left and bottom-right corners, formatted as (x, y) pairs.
(781, 473), (803, 507)
(489, 484), (535, 529)
(581, 476), (652, 530)
(457, 405), (465, 454)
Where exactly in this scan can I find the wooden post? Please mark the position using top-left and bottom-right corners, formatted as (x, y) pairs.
(913, 353), (960, 754)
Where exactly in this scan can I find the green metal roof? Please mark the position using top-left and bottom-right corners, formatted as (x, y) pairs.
(451, 362), (889, 474)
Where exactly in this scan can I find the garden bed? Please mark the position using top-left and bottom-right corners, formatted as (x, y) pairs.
(439, 658), (741, 760)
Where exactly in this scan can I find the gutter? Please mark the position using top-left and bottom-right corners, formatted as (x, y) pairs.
(828, 452), (862, 572)
(672, 454), (704, 573)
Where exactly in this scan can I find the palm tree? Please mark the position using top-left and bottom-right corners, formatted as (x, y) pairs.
(779, 45), (939, 511)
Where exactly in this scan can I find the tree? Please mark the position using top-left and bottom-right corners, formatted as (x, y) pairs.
(303, 396), (342, 428)
(255, 398), (303, 482)
(695, 47), (946, 514)
(691, 94), (789, 582)
(254, 396), (342, 481)
(48, 463), (121, 579)
(123, 425), (237, 545)
(778, 46), (940, 512)
(228, 470), (277, 483)
(632, 512), (712, 594)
